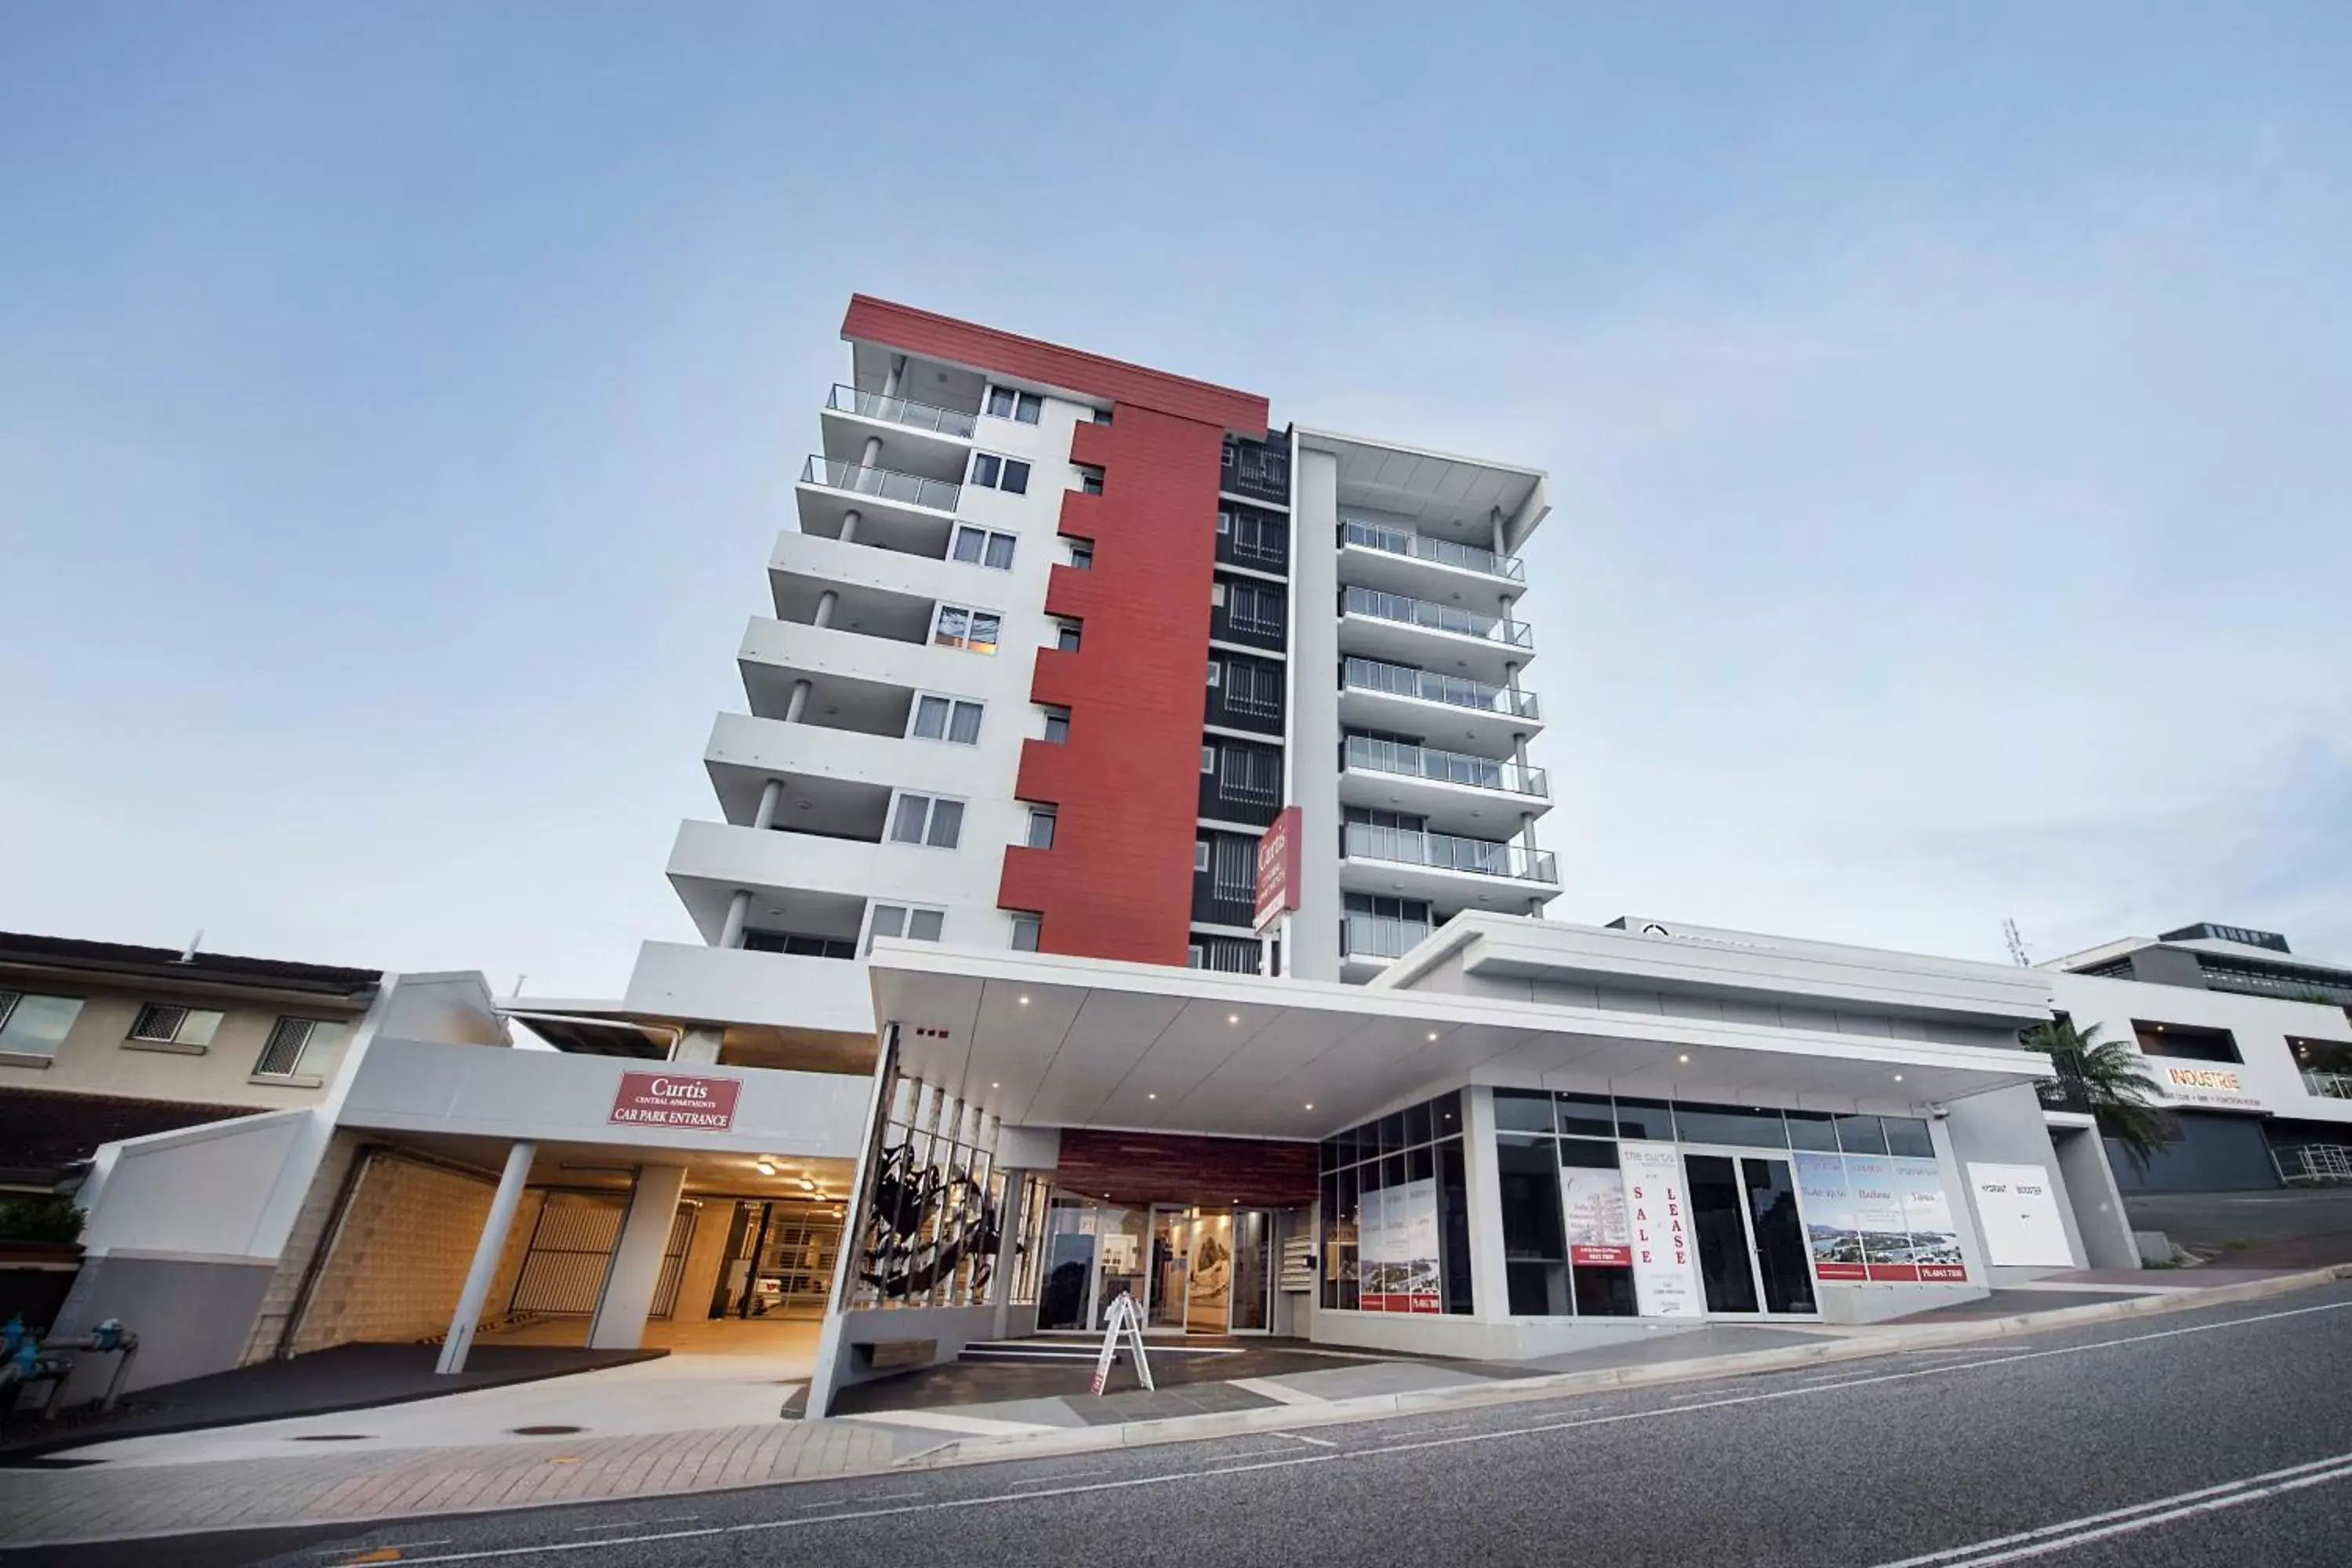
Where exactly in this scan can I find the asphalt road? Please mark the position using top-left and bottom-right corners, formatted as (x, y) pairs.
(18, 1283), (2352, 1568)
(2129, 1188), (2352, 1269)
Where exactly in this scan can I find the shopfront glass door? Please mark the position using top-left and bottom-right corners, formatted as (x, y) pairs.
(1227, 1210), (1271, 1332)
(1147, 1208), (1191, 1330)
(1036, 1230), (1098, 1330)
(1686, 1152), (1818, 1317)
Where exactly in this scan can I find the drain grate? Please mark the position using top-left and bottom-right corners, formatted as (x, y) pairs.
(510, 1425), (586, 1436)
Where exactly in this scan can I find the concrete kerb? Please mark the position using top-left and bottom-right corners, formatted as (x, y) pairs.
(893, 1265), (2352, 1471)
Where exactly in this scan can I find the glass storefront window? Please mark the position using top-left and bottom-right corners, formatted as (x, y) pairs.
(1784, 1111), (1840, 1151)
(1835, 1114), (1889, 1155)
(1614, 1097), (1675, 1141)
(1674, 1103), (1789, 1148)
(1431, 1090), (1464, 1139)
(1555, 1094), (1615, 1138)
(1883, 1116), (1935, 1157)
(1492, 1089), (1557, 1132)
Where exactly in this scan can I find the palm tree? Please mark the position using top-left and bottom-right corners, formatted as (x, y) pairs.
(2020, 1018), (2175, 1173)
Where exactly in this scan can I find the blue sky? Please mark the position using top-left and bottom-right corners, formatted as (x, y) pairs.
(3, 3), (2347, 993)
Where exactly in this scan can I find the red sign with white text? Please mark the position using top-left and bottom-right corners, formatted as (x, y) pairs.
(1254, 805), (1301, 933)
(609, 1070), (742, 1131)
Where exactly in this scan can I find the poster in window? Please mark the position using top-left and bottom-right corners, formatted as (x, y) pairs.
(1358, 1182), (1396, 1311)
(1845, 1155), (1919, 1282)
(1794, 1150), (1869, 1281)
(1619, 1142), (1701, 1317)
(1400, 1176), (1443, 1314)
(1560, 1167), (1632, 1265)
(1891, 1157), (1967, 1281)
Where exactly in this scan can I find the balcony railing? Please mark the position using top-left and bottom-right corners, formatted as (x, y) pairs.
(1342, 913), (1433, 961)
(1341, 518), (1524, 582)
(1344, 735), (1548, 798)
(800, 456), (960, 513)
(2035, 1073), (2098, 1116)
(828, 384), (978, 440)
(1343, 822), (1558, 884)
(2304, 1070), (2352, 1101)
(1344, 586), (1531, 648)
(1342, 656), (1540, 720)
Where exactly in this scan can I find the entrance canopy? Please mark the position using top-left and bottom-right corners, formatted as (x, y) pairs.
(865, 939), (2057, 1141)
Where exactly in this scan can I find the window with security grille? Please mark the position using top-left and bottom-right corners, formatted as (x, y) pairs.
(254, 1016), (334, 1077)
(1220, 658), (1282, 719)
(1226, 581), (1284, 637)
(129, 1004), (224, 1047)
(1218, 743), (1281, 807)
(1211, 835), (1258, 904)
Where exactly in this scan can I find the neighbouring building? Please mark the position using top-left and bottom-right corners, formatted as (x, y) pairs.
(0, 932), (385, 1192)
(2042, 923), (2352, 1192)
(47, 300), (2143, 1416)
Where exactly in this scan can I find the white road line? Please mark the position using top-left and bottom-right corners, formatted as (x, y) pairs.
(797, 1491), (923, 1507)
(1869, 1450), (2352, 1567)
(570, 1517), (698, 1532)
(1006, 1468), (1117, 1486)
(1276, 1432), (1339, 1447)
(368, 1297), (2352, 1566)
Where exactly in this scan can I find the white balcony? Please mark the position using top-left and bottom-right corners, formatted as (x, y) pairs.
(769, 530), (987, 626)
(1339, 822), (1560, 914)
(703, 711), (982, 826)
(1338, 517), (1526, 604)
(1338, 913), (1436, 982)
(795, 457), (961, 553)
(623, 939), (875, 1036)
(738, 616), (996, 730)
(820, 385), (975, 484)
(1338, 735), (1551, 838)
(1339, 586), (1532, 688)
(1338, 656), (1543, 753)
(668, 818), (960, 944)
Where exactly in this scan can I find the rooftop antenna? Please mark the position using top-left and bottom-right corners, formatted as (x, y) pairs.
(512, 974), (528, 998)
(2002, 917), (2030, 968)
(177, 929), (205, 964)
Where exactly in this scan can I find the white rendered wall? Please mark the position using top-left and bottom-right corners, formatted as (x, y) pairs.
(2049, 971), (2352, 1124)
(1287, 443), (1343, 982)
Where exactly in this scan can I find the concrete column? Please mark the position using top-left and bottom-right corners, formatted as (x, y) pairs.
(1519, 810), (1541, 854)
(855, 435), (884, 491)
(811, 590), (838, 630)
(1503, 660), (1522, 697)
(436, 1140), (536, 1374)
(752, 778), (784, 830)
(719, 888), (752, 949)
(587, 1165), (691, 1349)
(674, 1027), (724, 1065)
(1460, 1087), (1512, 1322)
(882, 353), (906, 397)
(1490, 507), (1508, 558)
(838, 509), (861, 545)
(783, 679), (813, 724)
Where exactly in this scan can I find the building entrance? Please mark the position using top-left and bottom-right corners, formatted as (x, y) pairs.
(1683, 1152), (1817, 1316)
(1036, 1197), (1272, 1334)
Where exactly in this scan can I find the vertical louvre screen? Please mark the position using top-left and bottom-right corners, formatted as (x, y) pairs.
(508, 1192), (626, 1314)
(648, 1202), (700, 1320)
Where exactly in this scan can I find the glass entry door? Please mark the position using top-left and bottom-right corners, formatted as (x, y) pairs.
(1685, 1153), (1817, 1316)
(1142, 1207), (1267, 1334)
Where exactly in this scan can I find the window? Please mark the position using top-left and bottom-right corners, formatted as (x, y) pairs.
(888, 792), (966, 848)
(968, 452), (1032, 494)
(1025, 807), (1057, 850)
(1205, 660), (1221, 688)
(1054, 622), (1082, 653)
(910, 694), (984, 745)
(0, 991), (82, 1060)
(1067, 542), (1094, 570)
(1218, 744), (1280, 805)
(1091, 408), (1112, 426)
(1221, 507), (1285, 566)
(1201, 745), (1215, 774)
(128, 1004), (223, 1048)
(867, 904), (946, 953)
(1042, 706), (1070, 744)
(254, 1016), (343, 1079)
(1210, 582), (1226, 608)
(1210, 835), (1256, 903)
(951, 526), (1017, 569)
(742, 931), (857, 958)
(1220, 658), (1282, 719)
(1195, 840), (1212, 873)
(985, 385), (1044, 424)
(932, 604), (1002, 655)
(1076, 465), (1105, 495)
(1009, 913), (1042, 951)
(1188, 943), (1207, 968)
(1226, 581), (1283, 637)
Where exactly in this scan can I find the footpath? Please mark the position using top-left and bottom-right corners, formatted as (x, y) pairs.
(3, 1265), (2344, 1550)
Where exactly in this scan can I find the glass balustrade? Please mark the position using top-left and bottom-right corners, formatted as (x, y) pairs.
(827, 384), (978, 439)
(1343, 735), (1547, 797)
(1342, 913), (1434, 960)
(800, 456), (961, 513)
(1342, 822), (1558, 883)
(1344, 586), (1530, 647)
(1341, 657), (1540, 720)
(1341, 517), (1525, 581)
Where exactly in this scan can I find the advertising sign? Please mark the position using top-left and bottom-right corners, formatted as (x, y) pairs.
(608, 1070), (741, 1131)
(1845, 1155), (1918, 1282)
(1968, 1161), (2074, 1267)
(1619, 1142), (1701, 1317)
(1794, 1150), (1868, 1281)
(1561, 1166), (1632, 1265)
(1358, 1177), (1442, 1312)
(1254, 806), (1301, 934)
(1891, 1156), (1968, 1282)
(2157, 1064), (2263, 1110)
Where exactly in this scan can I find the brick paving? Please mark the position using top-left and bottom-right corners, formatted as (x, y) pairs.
(0, 1418), (903, 1545)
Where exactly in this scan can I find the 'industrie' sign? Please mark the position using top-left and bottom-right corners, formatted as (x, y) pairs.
(609, 1070), (742, 1131)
